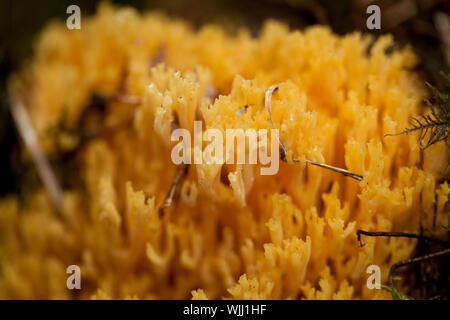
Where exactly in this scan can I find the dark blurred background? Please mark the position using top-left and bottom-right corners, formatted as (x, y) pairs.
(0, 0), (449, 196)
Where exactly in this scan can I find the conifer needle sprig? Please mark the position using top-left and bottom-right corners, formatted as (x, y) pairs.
(386, 81), (450, 149)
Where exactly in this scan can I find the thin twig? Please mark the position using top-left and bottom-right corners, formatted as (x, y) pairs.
(357, 229), (450, 299)
(383, 0), (418, 30)
(158, 163), (189, 217)
(356, 230), (450, 248)
(388, 248), (450, 293)
(9, 97), (63, 213)
(112, 93), (141, 105)
(434, 12), (450, 66)
(158, 110), (189, 217)
(265, 85), (363, 181)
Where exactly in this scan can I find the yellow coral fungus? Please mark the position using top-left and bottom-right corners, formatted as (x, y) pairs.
(1, 3), (448, 300)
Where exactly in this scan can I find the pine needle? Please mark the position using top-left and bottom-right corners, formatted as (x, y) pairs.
(380, 284), (414, 300)
(386, 81), (450, 149)
(265, 84), (363, 181)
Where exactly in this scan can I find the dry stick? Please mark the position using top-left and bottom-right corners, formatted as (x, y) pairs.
(434, 12), (450, 66)
(357, 229), (450, 299)
(10, 98), (63, 213)
(158, 111), (190, 217)
(112, 93), (141, 105)
(265, 85), (363, 181)
(388, 248), (450, 294)
(357, 230), (450, 248)
(383, 0), (418, 30)
(157, 81), (216, 216)
(158, 164), (189, 217)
